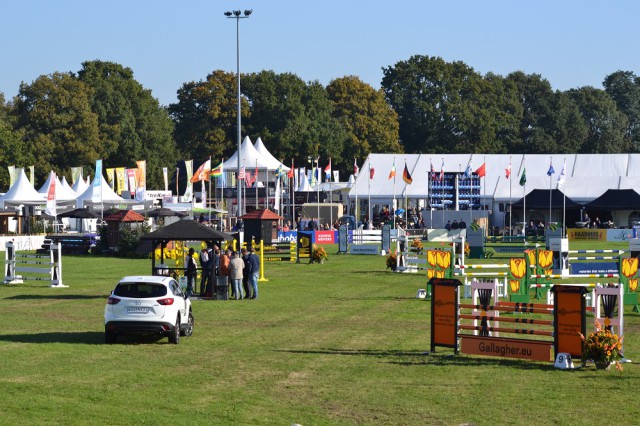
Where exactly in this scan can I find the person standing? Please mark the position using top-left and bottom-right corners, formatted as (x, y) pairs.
(199, 246), (211, 296)
(228, 251), (245, 300)
(185, 248), (197, 297)
(247, 247), (260, 299)
(241, 247), (252, 299)
(218, 249), (231, 299)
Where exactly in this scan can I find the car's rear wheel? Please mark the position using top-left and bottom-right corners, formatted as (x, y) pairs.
(181, 311), (194, 337)
(105, 330), (117, 344)
(168, 317), (180, 344)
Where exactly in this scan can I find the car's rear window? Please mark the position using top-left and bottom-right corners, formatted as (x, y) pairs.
(113, 283), (167, 298)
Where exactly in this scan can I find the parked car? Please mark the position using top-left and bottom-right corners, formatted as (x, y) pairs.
(104, 275), (194, 344)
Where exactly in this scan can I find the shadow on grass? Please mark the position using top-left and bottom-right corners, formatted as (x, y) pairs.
(4, 294), (106, 300)
(0, 331), (167, 345)
(328, 296), (417, 301)
(278, 348), (557, 370)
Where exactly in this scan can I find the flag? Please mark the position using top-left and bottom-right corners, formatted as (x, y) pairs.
(116, 167), (126, 194)
(162, 167), (168, 192)
(210, 161), (223, 177)
(127, 168), (136, 198)
(324, 159), (331, 180)
(505, 162), (512, 179)
(191, 159), (211, 183)
(430, 160), (436, 180)
(238, 165), (246, 180)
(245, 171), (255, 187)
(92, 159), (103, 203)
(519, 168), (527, 187)
(475, 163), (486, 178)
(287, 160), (294, 179)
(254, 163), (259, 186)
(439, 159), (444, 182)
(354, 158), (359, 176)
(135, 160), (146, 202)
(402, 163), (413, 184)
(463, 158), (472, 178)
(388, 160), (396, 179)
(45, 174), (56, 217)
(557, 160), (566, 188)
(547, 161), (555, 176)
(369, 163), (375, 179)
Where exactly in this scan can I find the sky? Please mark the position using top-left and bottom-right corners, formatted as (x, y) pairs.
(3, 0), (640, 107)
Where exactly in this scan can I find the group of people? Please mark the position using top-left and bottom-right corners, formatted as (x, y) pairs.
(185, 244), (261, 300)
(444, 219), (467, 231)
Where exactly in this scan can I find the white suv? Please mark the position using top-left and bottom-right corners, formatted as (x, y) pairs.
(104, 276), (194, 344)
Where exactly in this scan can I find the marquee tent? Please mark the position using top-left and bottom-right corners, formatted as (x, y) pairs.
(512, 189), (581, 209)
(254, 137), (290, 171)
(75, 174), (128, 208)
(0, 168), (45, 207)
(222, 136), (273, 171)
(72, 176), (90, 195)
(583, 189), (640, 210)
(37, 171), (78, 201)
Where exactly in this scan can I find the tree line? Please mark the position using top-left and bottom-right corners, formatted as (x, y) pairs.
(1, 56), (639, 189)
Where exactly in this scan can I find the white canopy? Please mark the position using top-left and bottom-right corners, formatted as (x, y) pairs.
(75, 174), (127, 208)
(72, 175), (90, 195)
(253, 137), (290, 171)
(222, 136), (274, 171)
(37, 171), (78, 201)
(0, 168), (45, 206)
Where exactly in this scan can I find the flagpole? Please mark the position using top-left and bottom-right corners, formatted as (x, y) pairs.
(208, 156), (212, 224)
(549, 156), (552, 226)
(316, 157), (320, 226)
(393, 156), (396, 229)
(522, 157), (526, 238)
(483, 156), (487, 230)
(291, 159), (295, 226)
(354, 158), (358, 224)
(441, 157), (445, 228)
(429, 157), (433, 228)
(329, 158), (333, 228)
(509, 156), (512, 236)
(176, 167), (179, 202)
(367, 159), (372, 228)
(255, 159), (258, 210)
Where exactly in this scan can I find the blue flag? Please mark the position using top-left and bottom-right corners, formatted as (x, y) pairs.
(547, 162), (555, 176)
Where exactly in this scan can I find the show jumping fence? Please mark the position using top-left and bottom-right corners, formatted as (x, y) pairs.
(3, 240), (66, 288)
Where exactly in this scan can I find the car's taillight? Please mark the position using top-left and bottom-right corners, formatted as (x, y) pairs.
(157, 298), (174, 305)
(107, 297), (121, 305)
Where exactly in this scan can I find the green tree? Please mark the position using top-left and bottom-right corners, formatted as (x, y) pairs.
(327, 76), (402, 164)
(168, 70), (244, 163)
(567, 86), (630, 153)
(603, 70), (640, 152)
(77, 60), (176, 189)
(0, 93), (32, 187)
(243, 71), (346, 172)
(11, 72), (100, 182)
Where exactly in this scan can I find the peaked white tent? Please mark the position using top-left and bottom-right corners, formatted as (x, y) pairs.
(0, 168), (45, 207)
(61, 176), (76, 194)
(254, 137), (290, 171)
(72, 175), (90, 195)
(37, 171), (78, 201)
(75, 174), (127, 208)
(222, 136), (273, 171)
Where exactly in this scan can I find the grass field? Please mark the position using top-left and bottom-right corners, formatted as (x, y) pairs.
(1, 243), (639, 425)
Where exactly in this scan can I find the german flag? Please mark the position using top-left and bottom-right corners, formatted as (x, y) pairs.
(402, 163), (413, 185)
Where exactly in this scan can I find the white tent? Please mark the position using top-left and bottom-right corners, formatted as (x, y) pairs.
(61, 176), (76, 195)
(0, 168), (45, 207)
(253, 137), (290, 171)
(72, 175), (90, 195)
(37, 171), (78, 201)
(222, 136), (273, 171)
(75, 174), (127, 208)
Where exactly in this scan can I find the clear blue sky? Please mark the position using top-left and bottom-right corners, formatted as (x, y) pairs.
(3, 0), (640, 107)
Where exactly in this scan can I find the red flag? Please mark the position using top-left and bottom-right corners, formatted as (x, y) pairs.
(505, 163), (511, 179)
(474, 163), (486, 178)
(369, 164), (375, 179)
(430, 160), (436, 180)
(287, 160), (294, 179)
(238, 166), (246, 180)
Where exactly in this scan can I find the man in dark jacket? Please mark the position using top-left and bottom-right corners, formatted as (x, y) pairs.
(241, 247), (252, 299)
(247, 247), (260, 299)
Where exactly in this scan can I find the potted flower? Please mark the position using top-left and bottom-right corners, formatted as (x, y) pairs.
(386, 253), (397, 271)
(311, 245), (328, 264)
(410, 239), (424, 254)
(581, 320), (624, 370)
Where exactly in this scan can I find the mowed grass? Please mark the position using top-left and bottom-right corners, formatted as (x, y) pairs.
(0, 245), (639, 425)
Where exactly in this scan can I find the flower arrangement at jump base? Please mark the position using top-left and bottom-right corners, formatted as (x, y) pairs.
(410, 239), (424, 253)
(311, 245), (328, 263)
(581, 319), (624, 371)
(386, 252), (397, 271)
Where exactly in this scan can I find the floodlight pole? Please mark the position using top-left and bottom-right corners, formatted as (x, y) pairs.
(225, 9), (252, 220)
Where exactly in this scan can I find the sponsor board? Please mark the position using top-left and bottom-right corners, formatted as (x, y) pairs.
(570, 262), (618, 275)
(315, 230), (336, 244)
(349, 244), (380, 255)
(567, 228), (606, 241)
(460, 335), (552, 361)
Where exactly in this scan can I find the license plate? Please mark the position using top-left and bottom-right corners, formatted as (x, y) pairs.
(127, 307), (150, 314)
